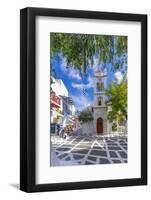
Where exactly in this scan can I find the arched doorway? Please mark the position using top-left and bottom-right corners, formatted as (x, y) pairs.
(97, 118), (103, 134)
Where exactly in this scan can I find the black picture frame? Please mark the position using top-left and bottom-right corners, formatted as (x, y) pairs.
(20, 7), (147, 192)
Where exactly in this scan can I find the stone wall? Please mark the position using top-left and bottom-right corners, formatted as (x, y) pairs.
(93, 106), (108, 134)
(81, 121), (95, 136)
(81, 106), (109, 135)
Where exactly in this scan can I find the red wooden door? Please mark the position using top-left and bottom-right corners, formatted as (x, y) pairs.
(97, 118), (103, 134)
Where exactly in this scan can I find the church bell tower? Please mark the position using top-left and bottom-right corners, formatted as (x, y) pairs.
(93, 66), (108, 135)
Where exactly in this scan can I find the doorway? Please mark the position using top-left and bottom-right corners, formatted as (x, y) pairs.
(97, 118), (103, 134)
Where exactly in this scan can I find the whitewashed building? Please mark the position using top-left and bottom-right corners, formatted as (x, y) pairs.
(50, 77), (77, 130)
(92, 67), (108, 135)
(81, 67), (127, 136)
(81, 67), (109, 135)
(50, 77), (68, 125)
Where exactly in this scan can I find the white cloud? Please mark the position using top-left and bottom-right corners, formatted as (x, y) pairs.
(87, 76), (93, 87)
(114, 71), (123, 84)
(60, 57), (81, 81)
(60, 54), (102, 82)
(71, 94), (93, 111)
(71, 75), (93, 89)
(60, 57), (67, 73)
(71, 83), (84, 89)
(68, 69), (81, 81)
(93, 55), (100, 71)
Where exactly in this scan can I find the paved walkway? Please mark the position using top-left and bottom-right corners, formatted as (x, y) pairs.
(50, 134), (127, 166)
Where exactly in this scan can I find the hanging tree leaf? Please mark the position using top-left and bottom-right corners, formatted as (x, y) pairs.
(50, 33), (127, 74)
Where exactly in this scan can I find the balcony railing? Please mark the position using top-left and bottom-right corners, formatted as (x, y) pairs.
(50, 93), (61, 108)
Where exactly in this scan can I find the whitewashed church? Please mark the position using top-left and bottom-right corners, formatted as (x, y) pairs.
(81, 67), (112, 135)
(81, 66), (127, 136)
(92, 67), (109, 135)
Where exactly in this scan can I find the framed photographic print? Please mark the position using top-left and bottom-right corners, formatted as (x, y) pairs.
(20, 7), (147, 192)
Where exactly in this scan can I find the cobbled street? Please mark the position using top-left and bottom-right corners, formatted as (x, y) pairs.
(51, 134), (127, 166)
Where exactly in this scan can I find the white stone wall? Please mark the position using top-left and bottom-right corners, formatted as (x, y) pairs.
(107, 121), (112, 134)
(51, 77), (68, 97)
(93, 106), (108, 134)
(81, 107), (108, 135)
(81, 121), (95, 136)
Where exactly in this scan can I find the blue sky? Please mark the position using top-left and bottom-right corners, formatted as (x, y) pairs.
(51, 54), (125, 111)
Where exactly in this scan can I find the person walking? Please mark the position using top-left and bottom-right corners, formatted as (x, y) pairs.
(56, 123), (60, 135)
